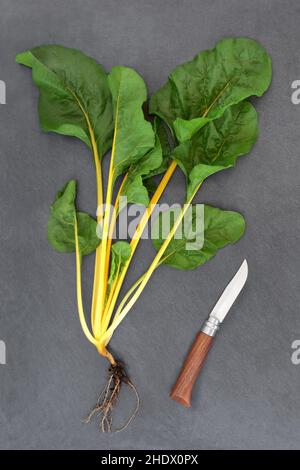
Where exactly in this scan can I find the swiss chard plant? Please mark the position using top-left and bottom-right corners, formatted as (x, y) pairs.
(16, 37), (272, 432)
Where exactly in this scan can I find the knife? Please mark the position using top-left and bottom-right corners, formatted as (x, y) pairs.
(170, 259), (248, 407)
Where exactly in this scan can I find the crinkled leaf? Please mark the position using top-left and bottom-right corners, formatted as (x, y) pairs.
(152, 205), (245, 270)
(108, 66), (155, 177)
(107, 241), (131, 292)
(48, 180), (100, 256)
(16, 45), (113, 156)
(173, 101), (258, 200)
(150, 37), (271, 141)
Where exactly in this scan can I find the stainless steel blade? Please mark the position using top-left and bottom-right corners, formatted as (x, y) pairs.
(209, 259), (248, 323)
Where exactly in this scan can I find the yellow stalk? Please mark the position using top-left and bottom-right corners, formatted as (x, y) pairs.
(93, 99), (119, 339)
(102, 172), (128, 300)
(91, 248), (101, 331)
(99, 183), (201, 345)
(74, 215), (98, 346)
(100, 160), (177, 332)
(89, 127), (103, 331)
(100, 266), (121, 332)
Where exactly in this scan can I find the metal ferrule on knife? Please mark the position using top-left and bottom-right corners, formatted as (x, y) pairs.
(201, 316), (220, 337)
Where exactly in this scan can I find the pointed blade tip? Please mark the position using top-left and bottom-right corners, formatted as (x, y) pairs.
(209, 258), (249, 323)
(240, 259), (248, 282)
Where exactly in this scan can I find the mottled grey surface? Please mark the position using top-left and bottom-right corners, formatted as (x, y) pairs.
(0, 0), (299, 450)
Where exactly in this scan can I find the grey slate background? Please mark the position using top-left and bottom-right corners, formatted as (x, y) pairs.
(0, 0), (299, 450)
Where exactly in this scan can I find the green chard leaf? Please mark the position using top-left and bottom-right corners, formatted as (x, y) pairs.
(150, 37), (272, 141)
(16, 45), (113, 156)
(108, 66), (155, 177)
(107, 241), (131, 292)
(152, 205), (245, 270)
(48, 180), (100, 256)
(173, 101), (258, 200)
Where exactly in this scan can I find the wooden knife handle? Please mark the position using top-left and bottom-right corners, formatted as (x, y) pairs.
(170, 331), (214, 407)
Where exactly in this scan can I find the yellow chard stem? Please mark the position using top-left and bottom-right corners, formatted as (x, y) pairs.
(90, 128), (104, 330)
(103, 172), (128, 296)
(100, 265), (121, 333)
(93, 100), (119, 339)
(91, 248), (101, 330)
(74, 215), (98, 346)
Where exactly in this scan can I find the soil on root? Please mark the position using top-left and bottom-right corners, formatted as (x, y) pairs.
(84, 361), (139, 433)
